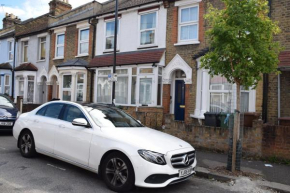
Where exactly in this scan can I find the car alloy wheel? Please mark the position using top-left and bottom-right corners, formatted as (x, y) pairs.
(21, 134), (32, 154)
(19, 131), (36, 158)
(105, 158), (129, 187)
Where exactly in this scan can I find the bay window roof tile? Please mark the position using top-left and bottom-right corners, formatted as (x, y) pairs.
(15, 63), (38, 71)
(89, 48), (165, 68)
(0, 63), (12, 70)
(56, 59), (88, 68)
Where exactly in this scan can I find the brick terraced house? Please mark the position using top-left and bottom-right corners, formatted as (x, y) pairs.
(0, 0), (288, 129)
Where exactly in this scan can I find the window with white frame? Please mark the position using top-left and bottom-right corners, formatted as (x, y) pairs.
(39, 37), (46, 61)
(115, 69), (128, 104)
(140, 12), (157, 45)
(96, 66), (162, 106)
(76, 73), (85, 102)
(18, 77), (24, 96)
(27, 76), (34, 103)
(62, 75), (72, 101)
(97, 70), (112, 103)
(56, 34), (65, 58)
(4, 75), (10, 95)
(179, 5), (199, 42)
(194, 66), (255, 119)
(8, 41), (13, 61)
(23, 41), (28, 63)
(105, 20), (119, 50)
(78, 28), (89, 55)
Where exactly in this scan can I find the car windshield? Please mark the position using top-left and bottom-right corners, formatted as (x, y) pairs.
(85, 105), (144, 128)
(0, 96), (14, 108)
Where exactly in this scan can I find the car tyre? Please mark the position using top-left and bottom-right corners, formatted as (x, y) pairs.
(102, 152), (135, 192)
(19, 130), (36, 158)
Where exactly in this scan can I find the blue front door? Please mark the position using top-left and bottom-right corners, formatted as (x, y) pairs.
(174, 80), (185, 121)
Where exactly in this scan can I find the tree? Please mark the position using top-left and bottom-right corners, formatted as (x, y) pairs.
(201, 0), (282, 172)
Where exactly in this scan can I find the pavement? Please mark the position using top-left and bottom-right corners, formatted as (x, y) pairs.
(196, 150), (290, 186)
(0, 132), (272, 193)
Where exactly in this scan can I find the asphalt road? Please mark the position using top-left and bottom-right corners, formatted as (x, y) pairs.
(0, 132), (271, 193)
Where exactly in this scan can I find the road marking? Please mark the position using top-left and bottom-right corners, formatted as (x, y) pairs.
(0, 147), (6, 150)
(47, 164), (66, 171)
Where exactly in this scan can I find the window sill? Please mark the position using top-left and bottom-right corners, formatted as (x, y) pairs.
(103, 49), (120, 54)
(6, 60), (13, 63)
(75, 54), (89, 58)
(37, 60), (46, 63)
(53, 57), (64, 60)
(190, 113), (205, 119)
(174, 41), (200, 46)
(137, 44), (158, 49)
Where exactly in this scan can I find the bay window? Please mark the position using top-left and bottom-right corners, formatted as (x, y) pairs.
(96, 66), (162, 106)
(39, 37), (46, 61)
(140, 12), (157, 46)
(8, 41), (13, 61)
(105, 20), (119, 50)
(193, 64), (256, 119)
(56, 34), (65, 58)
(62, 75), (72, 101)
(78, 28), (89, 55)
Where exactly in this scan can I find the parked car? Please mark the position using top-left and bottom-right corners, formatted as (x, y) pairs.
(0, 94), (19, 131)
(13, 101), (196, 192)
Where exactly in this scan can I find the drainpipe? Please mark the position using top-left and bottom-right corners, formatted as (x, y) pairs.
(262, 0), (272, 123)
(278, 73), (281, 124)
(88, 17), (98, 103)
(12, 37), (17, 101)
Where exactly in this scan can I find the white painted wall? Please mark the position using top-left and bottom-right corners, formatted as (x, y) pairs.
(15, 33), (50, 104)
(95, 4), (167, 55)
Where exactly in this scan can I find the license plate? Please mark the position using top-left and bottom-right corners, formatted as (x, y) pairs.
(179, 167), (193, 178)
(0, 122), (13, 126)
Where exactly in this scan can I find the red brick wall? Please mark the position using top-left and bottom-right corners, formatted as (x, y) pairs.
(163, 84), (171, 114)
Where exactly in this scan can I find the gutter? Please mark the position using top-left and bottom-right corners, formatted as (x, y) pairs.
(12, 37), (17, 100)
(88, 16), (98, 103)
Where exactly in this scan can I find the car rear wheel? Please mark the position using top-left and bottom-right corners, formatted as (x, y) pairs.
(102, 152), (135, 192)
(19, 130), (36, 158)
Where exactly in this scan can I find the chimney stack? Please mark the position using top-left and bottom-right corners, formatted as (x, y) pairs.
(2, 13), (21, 29)
(49, 0), (72, 16)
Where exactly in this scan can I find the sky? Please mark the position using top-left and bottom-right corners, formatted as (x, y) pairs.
(0, 0), (108, 28)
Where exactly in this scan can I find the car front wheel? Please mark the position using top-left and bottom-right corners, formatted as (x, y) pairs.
(19, 130), (36, 158)
(102, 152), (135, 192)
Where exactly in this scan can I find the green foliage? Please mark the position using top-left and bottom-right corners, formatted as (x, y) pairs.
(201, 0), (282, 88)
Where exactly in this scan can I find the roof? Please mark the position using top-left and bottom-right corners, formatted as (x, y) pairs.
(279, 51), (290, 68)
(15, 63), (38, 72)
(89, 48), (165, 68)
(193, 48), (210, 60)
(99, 0), (159, 15)
(57, 58), (88, 68)
(0, 63), (12, 70)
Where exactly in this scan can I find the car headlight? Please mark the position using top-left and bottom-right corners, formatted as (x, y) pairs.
(138, 150), (166, 165)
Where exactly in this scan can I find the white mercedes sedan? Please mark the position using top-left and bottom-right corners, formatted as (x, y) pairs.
(13, 101), (196, 192)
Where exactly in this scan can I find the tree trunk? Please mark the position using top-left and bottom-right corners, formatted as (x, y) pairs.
(231, 82), (241, 172)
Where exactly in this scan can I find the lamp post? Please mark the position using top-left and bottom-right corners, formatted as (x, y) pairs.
(112, 0), (118, 105)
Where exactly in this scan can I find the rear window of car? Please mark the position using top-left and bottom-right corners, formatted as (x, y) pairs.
(85, 106), (144, 128)
(0, 96), (14, 108)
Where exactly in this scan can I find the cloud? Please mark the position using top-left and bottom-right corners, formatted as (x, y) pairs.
(0, 0), (108, 28)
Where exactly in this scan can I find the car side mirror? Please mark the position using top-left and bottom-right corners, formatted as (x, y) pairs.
(72, 118), (90, 128)
(137, 120), (141, 124)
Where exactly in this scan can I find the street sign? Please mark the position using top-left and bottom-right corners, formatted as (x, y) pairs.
(108, 73), (117, 82)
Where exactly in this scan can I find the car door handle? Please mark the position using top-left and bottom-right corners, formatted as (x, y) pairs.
(34, 119), (39, 123)
(59, 125), (65, 128)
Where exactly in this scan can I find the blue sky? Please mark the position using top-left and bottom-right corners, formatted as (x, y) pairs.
(0, 0), (107, 29)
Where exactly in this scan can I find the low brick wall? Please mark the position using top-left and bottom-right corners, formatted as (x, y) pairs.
(262, 125), (290, 160)
(163, 114), (263, 157)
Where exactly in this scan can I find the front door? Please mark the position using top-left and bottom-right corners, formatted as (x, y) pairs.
(174, 80), (185, 121)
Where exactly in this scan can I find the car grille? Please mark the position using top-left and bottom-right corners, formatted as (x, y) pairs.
(170, 151), (195, 168)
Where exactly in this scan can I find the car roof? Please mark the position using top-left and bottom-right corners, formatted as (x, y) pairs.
(45, 100), (116, 110)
